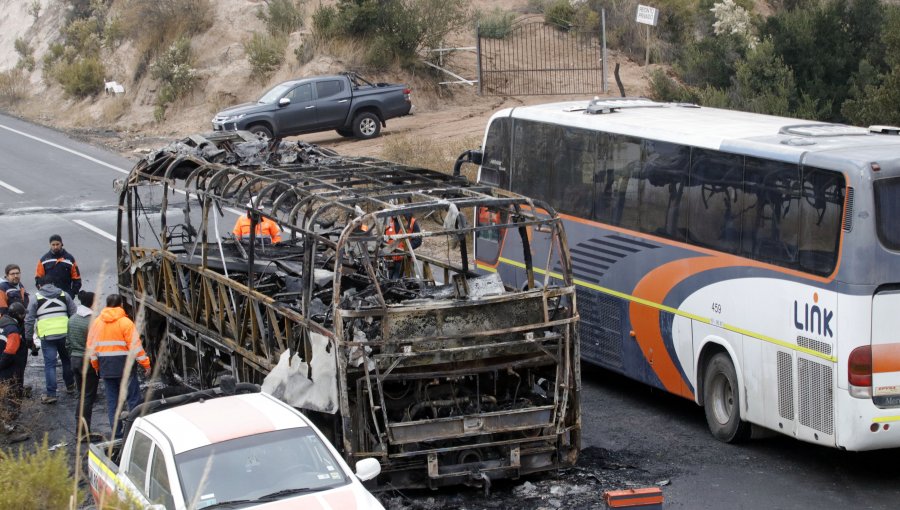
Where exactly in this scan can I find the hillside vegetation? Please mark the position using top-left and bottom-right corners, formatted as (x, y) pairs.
(0, 0), (898, 155)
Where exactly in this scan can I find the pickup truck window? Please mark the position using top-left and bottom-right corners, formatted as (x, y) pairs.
(176, 427), (349, 506)
(285, 84), (312, 103)
(149, 446), (175, 508)
(316, 80), (343, 99)
(257, 83), (292, 104)
(126, 431), (153, 491)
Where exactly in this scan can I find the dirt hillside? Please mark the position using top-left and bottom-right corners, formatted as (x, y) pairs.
(1, 0), (656, 160)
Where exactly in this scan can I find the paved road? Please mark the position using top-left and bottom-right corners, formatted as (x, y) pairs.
(1, 115), (899, 509)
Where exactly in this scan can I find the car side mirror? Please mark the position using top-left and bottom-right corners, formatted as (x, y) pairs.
(279, 97), (291, 107)
(355, 458), (381, 482)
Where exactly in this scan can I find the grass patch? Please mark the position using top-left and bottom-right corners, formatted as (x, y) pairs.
(477, 8), (517, 39)
(244, 32), (288, 81)
(0, 437), (80, 509)
(381, 134), (482, 180)
(0, 69), (28, 107)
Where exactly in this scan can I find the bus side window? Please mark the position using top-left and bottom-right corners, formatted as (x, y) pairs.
(798, 167), (844, 275)
(687, 149), (745, 253)
(595, 134), (641, 228)
(742, 157), (801, 269)
(511, 120), (554, 204)
(551, 126), (596, 218)
(638, 140), (690, 241)
(482, 117), (511, 188)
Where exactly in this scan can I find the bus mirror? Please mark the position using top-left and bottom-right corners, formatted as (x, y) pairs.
(471, 150), (483, 165)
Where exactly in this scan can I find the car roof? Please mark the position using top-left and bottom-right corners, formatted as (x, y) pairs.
(281, 75), (345, 87)
(142, 392), (310, 454)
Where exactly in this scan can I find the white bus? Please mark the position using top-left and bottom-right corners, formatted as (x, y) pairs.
(470, 98), (900, 450)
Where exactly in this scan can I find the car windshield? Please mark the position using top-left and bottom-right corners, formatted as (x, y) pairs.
(257, 83), (293, 104)
(176, 426), (349, 508)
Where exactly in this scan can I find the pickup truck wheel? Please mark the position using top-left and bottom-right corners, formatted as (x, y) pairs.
(249, 125), (273, 139)
(336, 128), (354, 137)
(352, 112), (381, 139)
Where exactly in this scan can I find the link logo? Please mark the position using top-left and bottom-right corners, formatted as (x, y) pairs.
(793, 292), (833, 337)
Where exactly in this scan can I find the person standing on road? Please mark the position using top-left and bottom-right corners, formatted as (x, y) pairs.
(25, 276), (77, 404)
(68, 290), (101, 441)
(0, 302), (31, 443)
(35, 234), (82, 298)
(88, 294), (151, 439)
(0, 264), (29, 316)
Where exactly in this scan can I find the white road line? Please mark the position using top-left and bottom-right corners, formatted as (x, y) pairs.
(71, 219), (123, 244)
(0, 179), (24, 194)
(0, 123), (130, 175)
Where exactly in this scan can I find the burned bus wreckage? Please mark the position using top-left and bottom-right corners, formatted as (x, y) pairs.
(115, 131), (580, 490)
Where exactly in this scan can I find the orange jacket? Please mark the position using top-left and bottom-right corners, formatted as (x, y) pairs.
(233, 215), (282, 244)
(88, 307), (150, 377)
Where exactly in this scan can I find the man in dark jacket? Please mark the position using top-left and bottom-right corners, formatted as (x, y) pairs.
(0, 264), (29, 316)
(1, 302), (30, 443)
(25, 277), (77, 404)
(68, 290), (101, 441)
(35, 234), (82, 298)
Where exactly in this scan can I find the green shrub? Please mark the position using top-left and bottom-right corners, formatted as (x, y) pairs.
(121, 0), (213, 80)
(294, 40), (316, 65)
(312, 4), (339, 39)
(244, 32), (287, 80)
(315, 0), (470, 67)
(364, 36), (395, 70)
(27, 0), (40, 22)
(0, 437), (81, 509)
(647, 68), (699, 103)
(478, 8), (517, 39)
(151, 37), (199, 114)
(64, 16), (104, 55)
(544, 0), (575, 29)
(56, 56), (105, 98)
(14, 38), (35, 72)
(258, 0), (304, 37)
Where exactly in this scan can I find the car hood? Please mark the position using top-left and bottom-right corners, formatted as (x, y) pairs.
(246, 483), (384, 510)
(217, 102), (275, 117)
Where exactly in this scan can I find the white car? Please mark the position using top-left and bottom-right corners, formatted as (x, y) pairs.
(88, 390), (384, 510)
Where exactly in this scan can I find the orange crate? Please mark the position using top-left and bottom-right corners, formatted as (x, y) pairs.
(604, 487), (664, 509)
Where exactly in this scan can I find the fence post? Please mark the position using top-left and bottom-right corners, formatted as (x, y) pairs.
(601, 8), (608, 94)
(475, 23), (483, 96)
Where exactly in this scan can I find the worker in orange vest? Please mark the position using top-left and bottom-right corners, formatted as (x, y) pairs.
(233, 200), (282, 244)
(385, 214), (421, 278)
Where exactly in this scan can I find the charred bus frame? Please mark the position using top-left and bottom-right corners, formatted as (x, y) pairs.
(115, 132), (580, 490)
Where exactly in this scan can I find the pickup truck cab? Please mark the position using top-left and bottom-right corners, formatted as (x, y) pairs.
(211, 73), (411, 140)
(88, 386), (384, 510)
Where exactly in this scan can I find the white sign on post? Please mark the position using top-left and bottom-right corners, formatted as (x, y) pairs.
(636, 5), (659, 26)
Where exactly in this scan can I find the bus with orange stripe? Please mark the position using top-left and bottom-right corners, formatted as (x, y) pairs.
(469, 98), (900, 450)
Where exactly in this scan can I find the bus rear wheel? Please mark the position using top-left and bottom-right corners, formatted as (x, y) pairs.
(703, 353), (751, 443)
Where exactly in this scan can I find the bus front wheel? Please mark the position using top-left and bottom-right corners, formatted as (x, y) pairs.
(703, 353), (751, 443)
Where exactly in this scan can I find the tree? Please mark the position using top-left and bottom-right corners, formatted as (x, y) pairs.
(730, 39), (795, 116)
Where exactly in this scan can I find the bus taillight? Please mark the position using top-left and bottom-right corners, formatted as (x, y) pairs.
(849, 345), (873, 398)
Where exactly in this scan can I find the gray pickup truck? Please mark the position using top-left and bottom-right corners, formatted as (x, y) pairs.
(211, 73), (412, 140)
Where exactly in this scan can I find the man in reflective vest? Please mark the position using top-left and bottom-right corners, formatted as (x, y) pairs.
(0, 302), (30, 443)
(34, 234), (82, 298)
(25, 276), (76, 404)
(384, 214), (421, 279)
(233, 199), (282, 245)
(88, 294), (151, 439)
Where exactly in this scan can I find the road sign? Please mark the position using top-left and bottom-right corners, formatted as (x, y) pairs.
(636, 5), (659, 26)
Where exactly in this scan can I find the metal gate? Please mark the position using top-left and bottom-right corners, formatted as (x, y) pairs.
(477, 15), (602, 96)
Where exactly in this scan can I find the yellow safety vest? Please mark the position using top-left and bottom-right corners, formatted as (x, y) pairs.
(36, 292), (68, 338)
